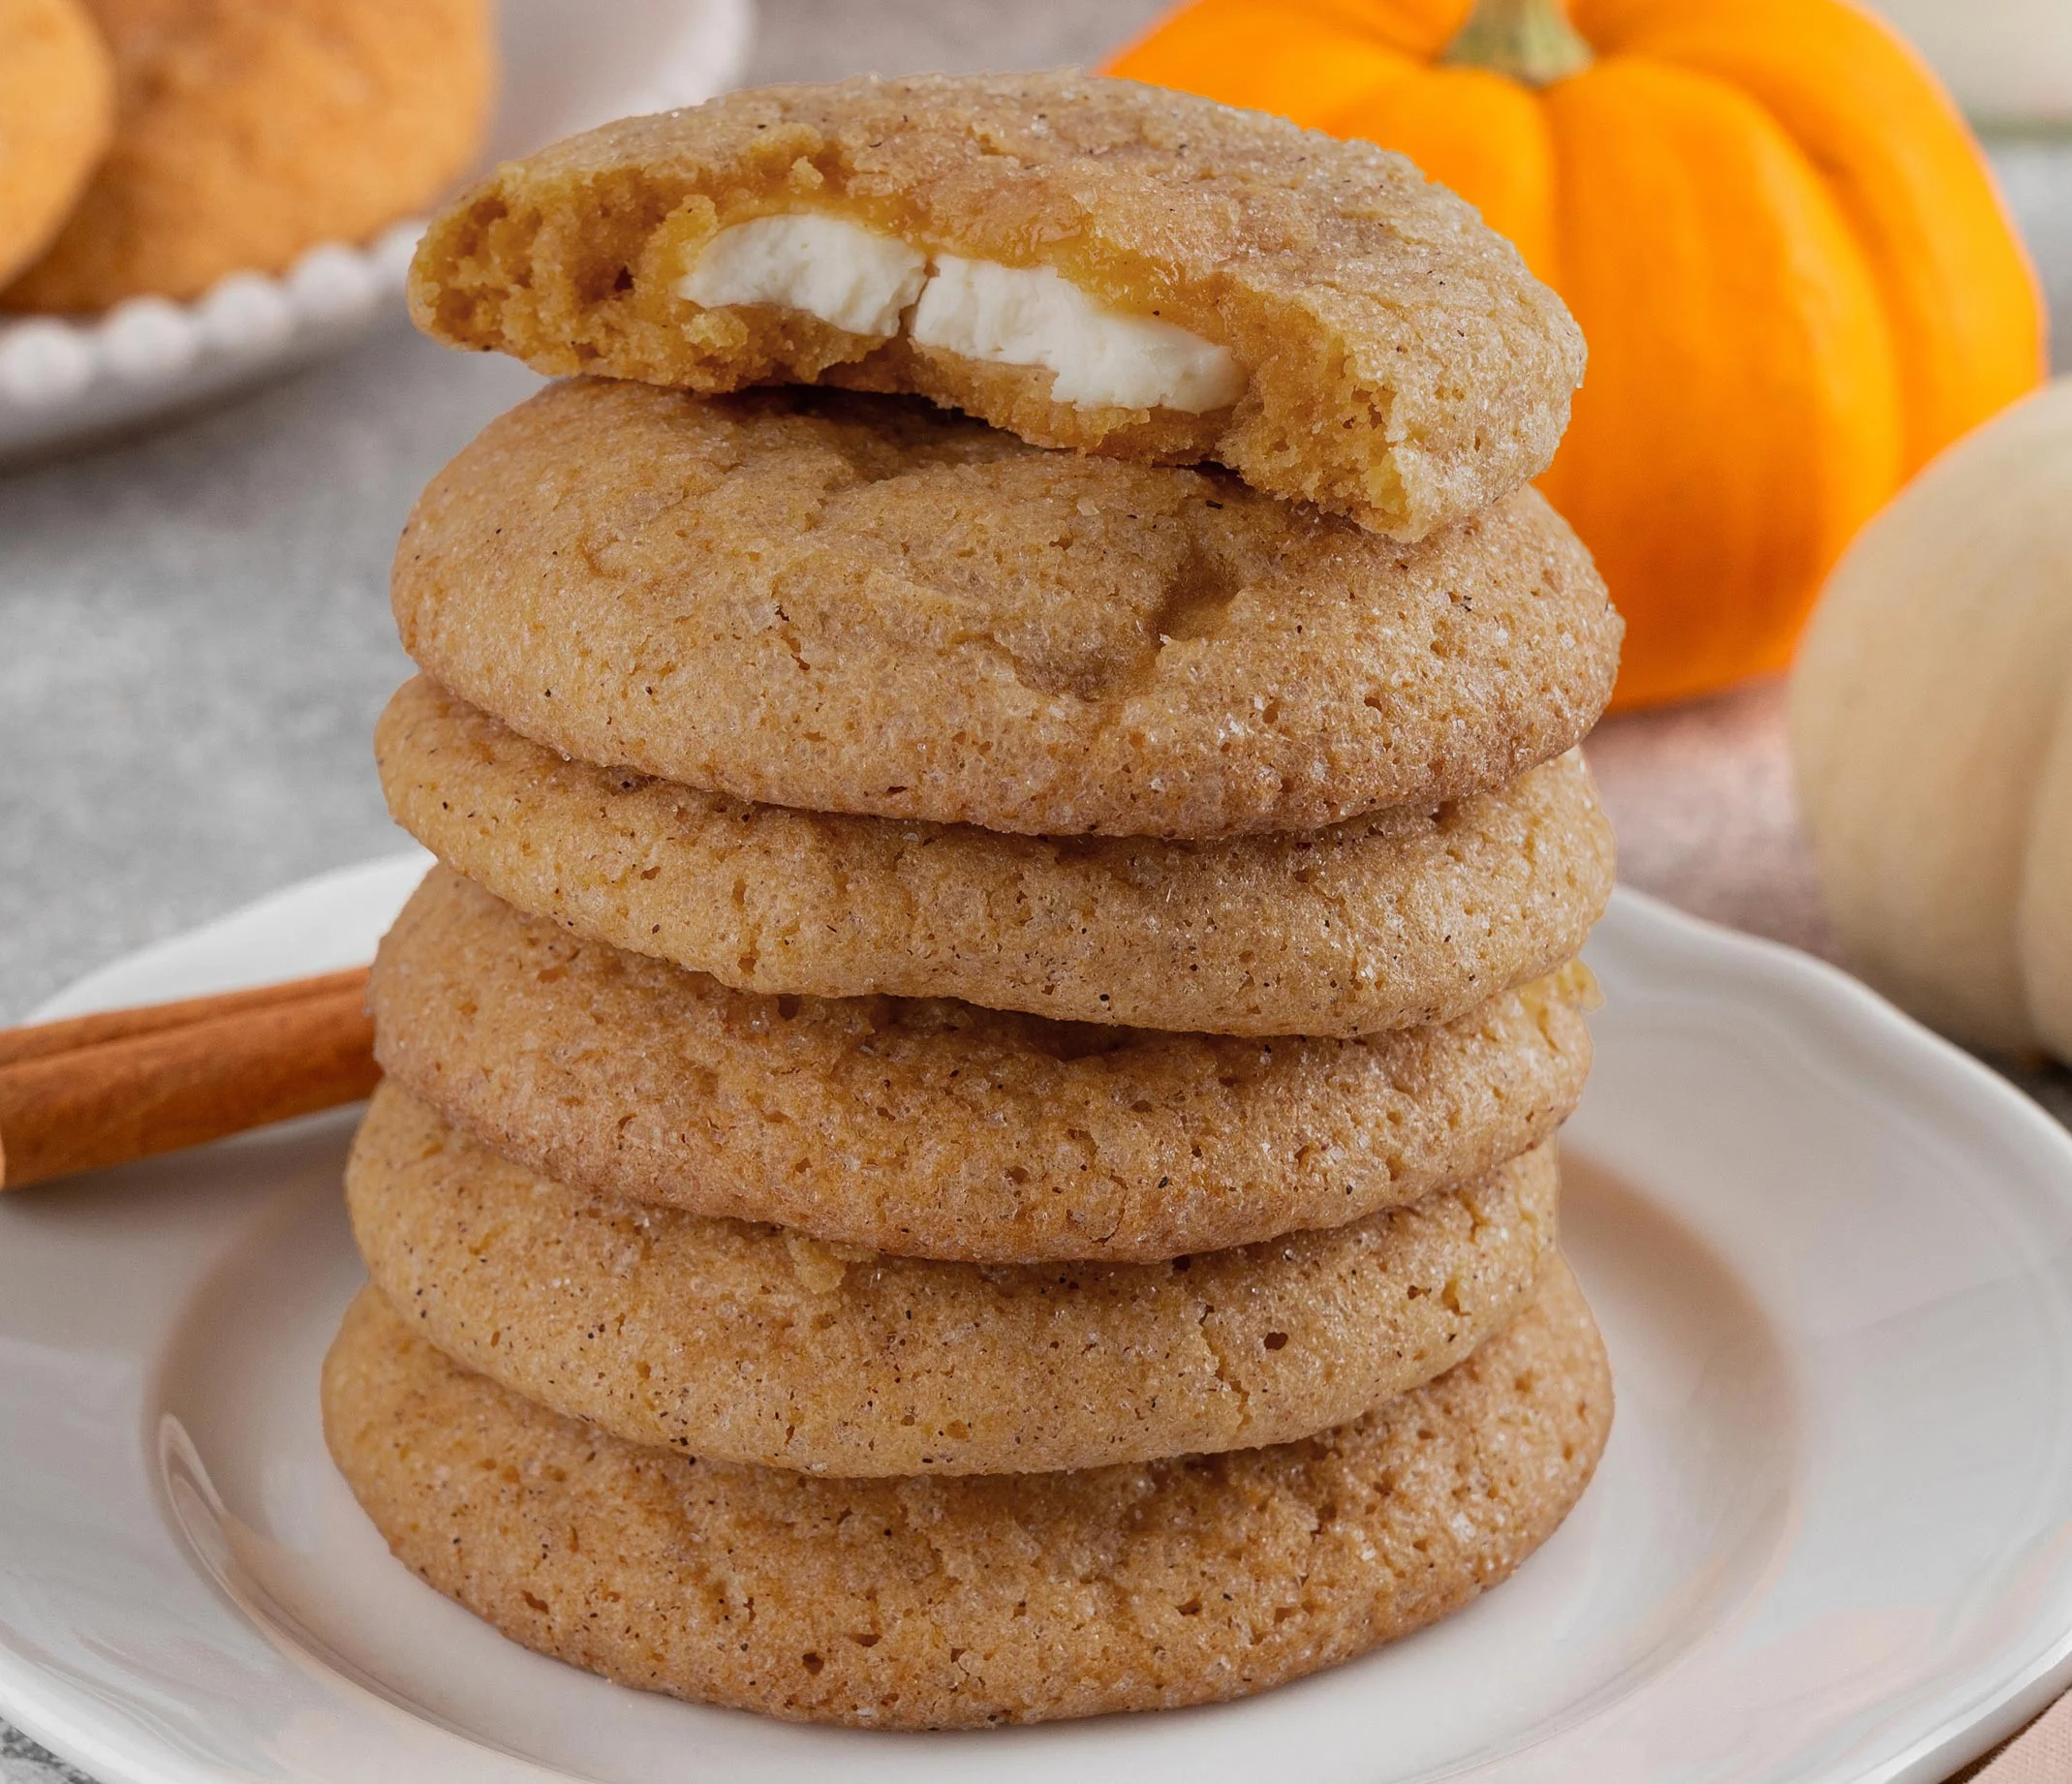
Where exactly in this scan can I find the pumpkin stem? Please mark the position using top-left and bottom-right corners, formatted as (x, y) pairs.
(1441, 0), (1593, 87)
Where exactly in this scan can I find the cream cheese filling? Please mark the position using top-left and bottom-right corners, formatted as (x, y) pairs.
(679, 213), (928, 339)
(678, 214), (1245, 415)
(911, 254), (1245, 413)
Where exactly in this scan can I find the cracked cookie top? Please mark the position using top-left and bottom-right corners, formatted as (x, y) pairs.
(345, 1080), (1560, 1476)
(391, 379), (1621, 838)
(376, 681), (1614, 1036)
(323, 1254), (1609, 1726)
(366, 866), (1597, 1259)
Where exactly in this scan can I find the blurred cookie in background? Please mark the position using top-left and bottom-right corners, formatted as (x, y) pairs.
(0, 0), (114, 288)
(3, 0), (495, 312)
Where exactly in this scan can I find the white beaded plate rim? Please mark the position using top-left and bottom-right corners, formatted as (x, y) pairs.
(5, 857), (2072, 1784)
(0, 0), (752, 462)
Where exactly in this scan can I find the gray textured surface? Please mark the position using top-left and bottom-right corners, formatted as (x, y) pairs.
(0, 1725), (83, 1784)
(0, 2), (2069, 1778)
(0, 331), (542, 1018)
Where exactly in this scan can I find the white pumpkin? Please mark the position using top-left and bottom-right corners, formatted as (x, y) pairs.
(1793, 377), (2072, 1061)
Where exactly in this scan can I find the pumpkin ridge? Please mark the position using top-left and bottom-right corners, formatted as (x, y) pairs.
(1538, 54), (1900, 705)
(1298, 0), (1474, 59)
(1594, 0), (2043, 474)
(1793, 383), (2072, 1060)
(1105, 0), (2037, 706)
(1107, 0), (1429, 143)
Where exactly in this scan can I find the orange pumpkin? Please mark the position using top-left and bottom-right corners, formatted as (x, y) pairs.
(1109, 0), (2046, 708)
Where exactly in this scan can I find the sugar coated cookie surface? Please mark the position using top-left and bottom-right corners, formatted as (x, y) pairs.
(394, 382), (1618, 837)
(0, 0), (113, 289)
(408, 72), (1583, 539)
(325, 1258), (1609, 1726)
(371, 868), (1593, 1262)
(4, 0), (493, 312)
(348, 1084), (1560, 1476)
(377, 679), (1617, 1037)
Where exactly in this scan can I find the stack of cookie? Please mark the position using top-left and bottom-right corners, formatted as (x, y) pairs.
(323, 73), (1624, 1729)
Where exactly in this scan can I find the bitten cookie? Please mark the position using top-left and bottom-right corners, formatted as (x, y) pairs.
(325, 1259), (1611, 1727)
(393, 381), (1620, 837)
(370, 868), (1594, 1263)
(408, 71), (1584, 540)
(0, 0), (113, 289)
(377, 679), (1616, 1036)
(4, 0), (493, 312)
(349, 1083), (1561, 1476)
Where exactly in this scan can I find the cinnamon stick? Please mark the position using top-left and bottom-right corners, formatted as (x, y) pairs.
(0, 967), (370, 1068)
(0, 976), (379, 1190)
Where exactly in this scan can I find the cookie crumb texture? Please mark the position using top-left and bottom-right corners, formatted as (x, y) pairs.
(0, 0), (113, 289)
(4, 0), (493, 312)
(371, 868), (1594, 1261)
(394, 381), (1619, 837)
(323, 1260), (1611, 1726)
(407, 71), (1584, 539)
(347, 1082), (1560, 1475)
(376, 679), (1616, 1037)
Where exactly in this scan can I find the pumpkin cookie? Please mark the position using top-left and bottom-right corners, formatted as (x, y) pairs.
(348, 1084), (1560, 1476)
(324, 1257), (1610, 1727)
(394, 382), (1618, 838)
(370, 868), (1593, 1263)
(377, 679), (1617, 1037)
(0, 0), (113, 290)
(408, 71), (1584, 541)
(3, 0), (493, 312)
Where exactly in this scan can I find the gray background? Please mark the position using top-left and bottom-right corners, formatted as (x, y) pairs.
(4, 2), (2072, 1779)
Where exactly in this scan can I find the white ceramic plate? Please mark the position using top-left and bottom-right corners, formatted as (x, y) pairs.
(5, 860), (2072, 1783)
(0, 0), (752, 464)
